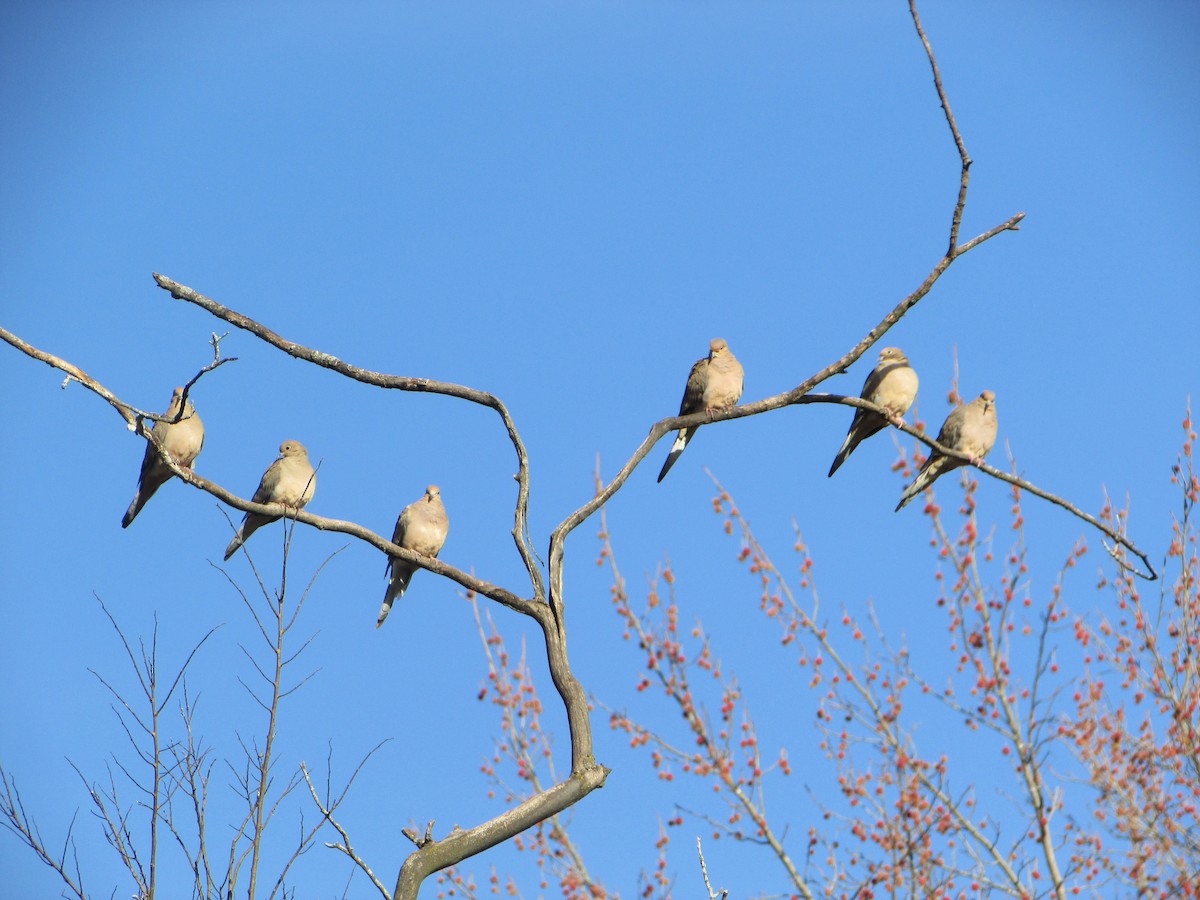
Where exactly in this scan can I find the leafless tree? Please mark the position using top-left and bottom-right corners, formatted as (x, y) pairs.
(0, 2), (1158, 898)
(0, 529), (373, 900)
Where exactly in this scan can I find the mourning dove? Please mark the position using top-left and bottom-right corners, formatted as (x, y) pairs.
(121, 387), (205, 527)
(895, 390), (997, 511)
(657, 338), (744, 483)
(828, 347), (919, 477)
(377, 485), (449, 628)
(223, 440), (317, 560)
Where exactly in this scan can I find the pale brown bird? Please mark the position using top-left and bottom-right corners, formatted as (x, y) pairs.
(121, 387), (205, 527)
(828, 347), (919, 477)
(377, 485), (450, 628)
(895, 390), (997, 511)
(223, 440), (317, 560)
(657, 338), (744, 483)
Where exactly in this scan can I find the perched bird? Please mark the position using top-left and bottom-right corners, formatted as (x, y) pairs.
(657, 338), (744, 483)
(121, 386), (205, 527)
(377, 485), (450, 628)
(895, 390), (997, 512)
(223, 440), (317, 560)
(828, 347), (919, 477)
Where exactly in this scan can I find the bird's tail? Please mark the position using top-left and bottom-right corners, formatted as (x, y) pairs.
(223, 532), (244, 561)
(657, 429), (694, 483)
(895, 460), (941, 512)
(121, 470), (171, 528)
(894, 482), (921, 512)
(376, 564), (413, 628)
(223, 512), (276, 561)
(375, 595), (396, 628)
(223, 518), (252, 561)
(827, 432), (859, 478)
(121, 491), (148, 529)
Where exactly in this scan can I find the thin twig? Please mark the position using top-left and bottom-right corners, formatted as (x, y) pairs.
(909, 0), (971, 255)
(301, 761), (392, 899)
(698, 837), (728, 900)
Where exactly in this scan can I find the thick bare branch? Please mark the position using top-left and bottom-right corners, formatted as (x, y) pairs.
(2, 3), (1159, 896)
(1, 321), (606, 896)
(142, 280), (608, 792)
(547, 1), (1025, 585)
(546, 210), (1025, 620)
(139, 281), (604, 888)
(392, 763), (608, 899)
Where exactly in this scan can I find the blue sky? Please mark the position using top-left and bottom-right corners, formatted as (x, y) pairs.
(2, 1), (1198, 897)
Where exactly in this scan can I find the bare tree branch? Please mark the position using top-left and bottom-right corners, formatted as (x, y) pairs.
(2, 2), (1166, 897)
(547, 207), (1024, 587)
(301, 745), (393, 900)
(0, 333), (532, 610)
(908, 0), (970, 255)
(794, 393), (1157, 579)
(150, 272), (546, 607)
(1, 322), (608, 897)
(698, 837), (728, 900)
(0, 769), (88, 900)
(392, 763), (608, 898)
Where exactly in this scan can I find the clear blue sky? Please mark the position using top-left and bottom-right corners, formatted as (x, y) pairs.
(2, 2), (1198, 897)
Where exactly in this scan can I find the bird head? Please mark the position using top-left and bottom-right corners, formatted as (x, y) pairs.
(279, 440), (309, 459)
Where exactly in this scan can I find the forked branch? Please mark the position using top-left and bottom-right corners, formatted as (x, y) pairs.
(152, 273), (546, 606)
(0, 1), (1157, 897)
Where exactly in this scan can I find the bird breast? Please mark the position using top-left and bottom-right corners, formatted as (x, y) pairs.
(404, 515), (445, 556)
(703, 358), (744, 408)
(161, 410), (204, 461)
(872, 367), (918, 415)
(960, 410), (997, 457)
(277, 459), (316, 506)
